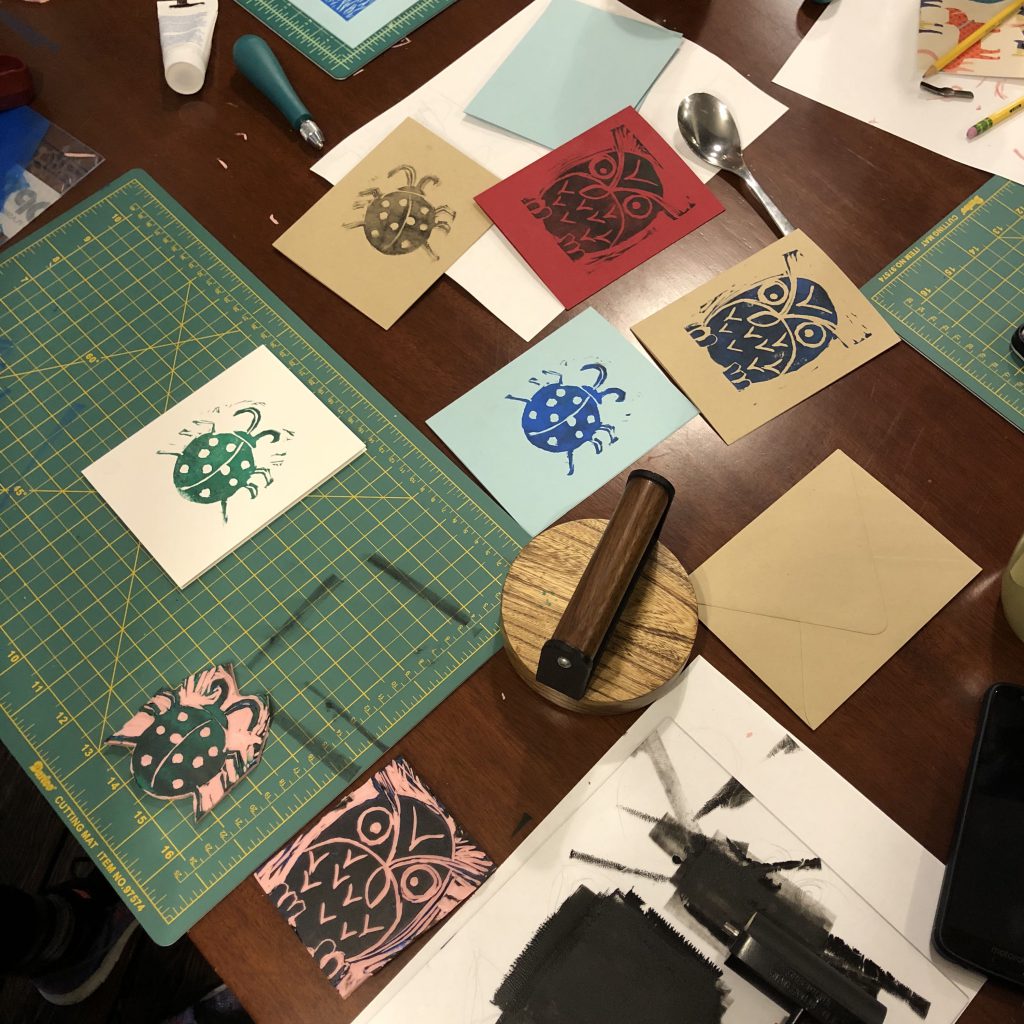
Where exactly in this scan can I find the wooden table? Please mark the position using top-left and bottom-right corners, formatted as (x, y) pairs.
(7, 0), (1024, 1021)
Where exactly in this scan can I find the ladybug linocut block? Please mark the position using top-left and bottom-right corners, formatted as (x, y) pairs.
(427, 308), (696, 536)
(106, 663), (271, 820)
(632, 231), (902, 444)
(254, 756), (493, 999)
(274, 118), (499, 329)
(475, 107), (724, 309)
(83, 346), (365, 588)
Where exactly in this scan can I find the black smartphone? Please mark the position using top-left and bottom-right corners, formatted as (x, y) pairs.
(933, 683), (1024, 984)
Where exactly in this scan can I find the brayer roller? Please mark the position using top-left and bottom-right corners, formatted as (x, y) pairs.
(536, 470), (675, 701)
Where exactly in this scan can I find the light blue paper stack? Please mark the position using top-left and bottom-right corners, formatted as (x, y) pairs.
(466, 0), (683, 149)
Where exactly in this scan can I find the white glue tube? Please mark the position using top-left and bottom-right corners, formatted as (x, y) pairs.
(157, 0), (219, 95)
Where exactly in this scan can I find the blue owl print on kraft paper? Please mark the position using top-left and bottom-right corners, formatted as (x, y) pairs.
(506, 363), (626, 476)
(687, 249), (851, 391)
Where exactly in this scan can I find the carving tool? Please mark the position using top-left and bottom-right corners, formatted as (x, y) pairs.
(502, 470), (697, 714)
(919, 81), (973, 100)
(232, 34), (324, 149)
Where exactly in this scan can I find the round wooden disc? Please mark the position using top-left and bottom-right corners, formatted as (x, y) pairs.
(501, 518), (698, 714)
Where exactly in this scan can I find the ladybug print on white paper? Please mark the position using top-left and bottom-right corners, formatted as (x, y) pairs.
(506, 362), (626, 476)
(344, 164), (455, 261)
(106, 663), (271, 821)
(685, 249), (862, 392)
(158, 404), (291, 523)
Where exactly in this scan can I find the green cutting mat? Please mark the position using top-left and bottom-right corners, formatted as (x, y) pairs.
(0, 170), (526, 945)
(863, 176), (1024, 431)
(234, 0), (458, 79)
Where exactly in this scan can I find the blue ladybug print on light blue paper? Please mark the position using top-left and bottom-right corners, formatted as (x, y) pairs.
(506, 363), (626, 476)
(686, 249), (841, 391)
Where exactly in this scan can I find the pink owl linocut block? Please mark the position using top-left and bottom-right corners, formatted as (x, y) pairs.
(105, 663), (272, 821)
(255, 756), (494, 998)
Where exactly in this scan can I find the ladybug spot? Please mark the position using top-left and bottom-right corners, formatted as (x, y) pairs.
(399, 198), (408, 207)
(378, 212), (387, 221)
(382, 200), (390, 208)
(420, 206), (428, 215)
(400, 241), (410, 249)
(528, 411), (538, 420)
(225, 443), (236, 452)
(179, 464), (189, 474)
(220, 466), (231, 475)
(177, 711), (188, 722)
(200, 727), (211, 738)
(156, 726), (166, 735)
(406, 216), (415, 226)
(172, 779), (184, 790)
(208, 437), (219, 447)
(172, 753), (184, 764)
(556, 388), (566, 397)
(567, 416), (576, 426)
(199, 449), (210, 458)
(170, 733), (183, 744)
(208, 746), (219, 757)
(192, 756), (204, 769)
(545, 399), (557, 407)
(389, 222), (399, 230)
(546, 437), (558, 446)
(202, 464), (212, 473)
(241, 461), (251, 469)
(371, 229), (380, 238)
(199, 488), (211, 498)
(587, 415), (596, 424)
(140, 754), (153, 767)
(549, 414), (558, 422)
(229, 478), (238, 486)
(419, 224), (427, 232)
(572, 396), (582, 404)
(575, 430), (584, 438)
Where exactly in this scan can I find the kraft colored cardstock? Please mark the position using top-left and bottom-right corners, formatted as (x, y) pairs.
(84, 346), (365, 588)
(475, 107), (724, 310)
(255, 757), (493, 998)
(427, 308), (697, 536)
(465, 0), (682, 149)
(691, 451), (980, 729)
(276, 119), (497, 329)
(632, 231), (901, 444)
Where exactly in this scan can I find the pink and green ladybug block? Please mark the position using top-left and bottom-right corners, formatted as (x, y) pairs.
(105, 664), (272, 821)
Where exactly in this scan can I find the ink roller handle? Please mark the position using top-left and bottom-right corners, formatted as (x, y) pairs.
(536, 470), (674, 701)
(232, 36), (324, 148)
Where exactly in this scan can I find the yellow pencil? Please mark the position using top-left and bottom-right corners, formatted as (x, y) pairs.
(966, 95), (1024, 138)
(924, 0), (1022, 76)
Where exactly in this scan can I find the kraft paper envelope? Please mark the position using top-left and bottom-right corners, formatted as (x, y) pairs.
(690, 451), (980, 729)
(275, 118), (497, 329)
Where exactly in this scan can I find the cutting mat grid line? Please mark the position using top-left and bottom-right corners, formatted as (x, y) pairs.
(0, 172), (526, 943)
(864, 178), (1024, 429)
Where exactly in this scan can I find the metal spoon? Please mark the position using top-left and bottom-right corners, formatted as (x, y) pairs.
(677, 92), (795, 237)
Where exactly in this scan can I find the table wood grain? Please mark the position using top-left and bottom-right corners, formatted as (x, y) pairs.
(7, 0), (1024, 1020)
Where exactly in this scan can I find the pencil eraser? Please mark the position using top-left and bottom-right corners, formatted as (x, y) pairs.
(966, 126), (979, 139)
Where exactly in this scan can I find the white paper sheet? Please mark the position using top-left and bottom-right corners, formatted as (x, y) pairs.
(312, 0), (788, 340)
(775, 0), (1024, 187)
(355, 656), (983, 1022)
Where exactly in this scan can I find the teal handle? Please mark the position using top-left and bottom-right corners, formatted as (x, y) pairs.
(233, 35), (310, 130)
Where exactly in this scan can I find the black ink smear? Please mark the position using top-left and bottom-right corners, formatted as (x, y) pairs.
(568, 850), (673, 885)
(366, 553), (470, 625)
(310, 683), (389, 755)
(649, 814), (930, 1018)
(511, 812), (533, 838)
(766, 734), (799, 759)
(250, 574), (344, 667)
(272, 707), (355, 779)
(694, 776), (753, 820)
(492, 886), (726, 1024)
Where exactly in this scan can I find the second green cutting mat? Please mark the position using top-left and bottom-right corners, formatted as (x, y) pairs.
(0, 170), (526, 945)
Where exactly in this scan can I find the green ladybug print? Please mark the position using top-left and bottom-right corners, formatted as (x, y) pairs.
(160, 406), (281, 523)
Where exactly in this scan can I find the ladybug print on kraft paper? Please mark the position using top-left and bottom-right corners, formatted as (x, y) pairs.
(475, 107), (724, 310)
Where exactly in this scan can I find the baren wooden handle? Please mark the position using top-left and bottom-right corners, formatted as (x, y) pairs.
(536, 470), (674, 700)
